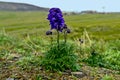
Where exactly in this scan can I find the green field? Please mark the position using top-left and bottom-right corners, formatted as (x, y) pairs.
(0, 11), (120, 40)
(0, 11), (120, 79)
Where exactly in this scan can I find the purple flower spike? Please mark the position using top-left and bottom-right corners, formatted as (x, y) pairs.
(47, 8), (65, 32)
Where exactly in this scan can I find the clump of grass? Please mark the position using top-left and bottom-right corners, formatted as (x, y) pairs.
(0, 34), (15, 47)
(0, 34), (16, 59)
(41, 42), (79, 71)
(15, 55), (42, 70)
(101, 75), (115, 80)
(103, 49), (120, 70)
(81, 39), (120, 70)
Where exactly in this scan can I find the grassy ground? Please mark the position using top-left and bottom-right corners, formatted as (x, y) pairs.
(0, 11), (120, 40)
(0, 11), (120, 80)
(0, 34), (120, 80)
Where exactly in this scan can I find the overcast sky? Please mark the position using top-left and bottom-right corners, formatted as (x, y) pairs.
(0, 0), (120, 12)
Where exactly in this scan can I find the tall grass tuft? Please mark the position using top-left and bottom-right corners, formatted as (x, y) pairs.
(41, 42), (79, 71)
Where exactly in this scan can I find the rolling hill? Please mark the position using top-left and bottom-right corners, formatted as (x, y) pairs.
(0, 1), (49, 11)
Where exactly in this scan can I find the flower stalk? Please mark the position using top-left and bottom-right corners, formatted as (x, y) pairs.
(46, 8), (71, 49)
(57, 30), (60, 49)
(64, 30), (67, 43)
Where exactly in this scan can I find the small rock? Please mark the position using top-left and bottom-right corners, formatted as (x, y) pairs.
(12, 57), (19, 61)
(71, 71), (86, 78)
(62, 72), (69, 75)
(6, 78), (14, 80)
(65, 70), (71, 75)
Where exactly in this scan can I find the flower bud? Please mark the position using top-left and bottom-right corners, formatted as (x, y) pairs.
(66, 29), (71, 33)
(46, 30), (52, 35)
(63, 24), (67, 29)
(79, 39), (84, 44)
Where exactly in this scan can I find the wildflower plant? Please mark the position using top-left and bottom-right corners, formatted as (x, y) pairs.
(41, 8), (79, 71)
(46, 8), (70, 47)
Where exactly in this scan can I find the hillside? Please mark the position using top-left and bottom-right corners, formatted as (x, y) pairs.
(0, 1), (49, 11)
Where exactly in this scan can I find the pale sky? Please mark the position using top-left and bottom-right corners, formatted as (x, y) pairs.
(0, 0), (120, 12)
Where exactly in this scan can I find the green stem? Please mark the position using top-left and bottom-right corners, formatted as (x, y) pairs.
(50, 35), (53, 46)
(57, 30), (59, 49)
(64, 30), (67, 43)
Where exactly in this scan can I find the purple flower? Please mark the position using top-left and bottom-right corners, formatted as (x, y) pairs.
(47, 8), (65, 32)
